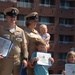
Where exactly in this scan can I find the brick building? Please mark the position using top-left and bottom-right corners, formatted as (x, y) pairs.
(0, 0), (75, 74)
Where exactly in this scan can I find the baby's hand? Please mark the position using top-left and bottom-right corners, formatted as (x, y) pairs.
(62, 70), (66, 75)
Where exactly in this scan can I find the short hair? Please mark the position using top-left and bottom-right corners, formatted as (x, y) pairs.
(25, 20), (31, 27)
(35, 40), (46, 46)
(66, 51), (75, 63)
(40, 24), (47, 28)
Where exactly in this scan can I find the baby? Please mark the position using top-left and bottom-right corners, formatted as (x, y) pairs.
(39, 24), (50, 49)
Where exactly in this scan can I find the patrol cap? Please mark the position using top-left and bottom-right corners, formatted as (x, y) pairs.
(4, 7), (19, 16)
(26, 12), (38, 20)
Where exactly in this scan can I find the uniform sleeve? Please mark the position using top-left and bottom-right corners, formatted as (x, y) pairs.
(21, 30), (28, 59)
(24, 32), (30, 47)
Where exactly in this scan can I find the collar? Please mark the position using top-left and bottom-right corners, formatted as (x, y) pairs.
(4, 25), (17, 33)
(25, 26), (38, 34)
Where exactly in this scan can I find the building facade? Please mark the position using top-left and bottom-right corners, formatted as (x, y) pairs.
(0, 0), (75, 74)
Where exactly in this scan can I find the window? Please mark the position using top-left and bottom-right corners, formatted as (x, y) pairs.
(50, 0), (55, 5)
(17, 0), (33, 8)
(39, 16), (50, 23)
(0, 13), (4, 20)
(17, 0), (33, 3)
(39, 16), (55, 24)
(0, 0), (5, 1)
(60, 1), (75, 9)
(59, 35), (74, 43)
(58, 52), (67, 61)
(39, 0), (50, 5)
(17, 14), (25, 26)
(40, 0), (55, 5)
(59, 18), (74, 27)
(60, 1), (70, 8)
(50, 34), (54, 42)
(17, 14), (25, 20)
(39, 0), (55, 7)
(69, 1), (75, 7)
(59, 18), (74, 25)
